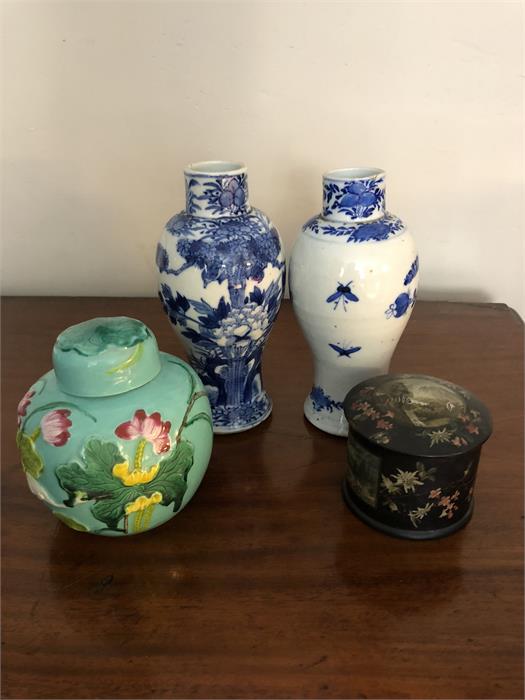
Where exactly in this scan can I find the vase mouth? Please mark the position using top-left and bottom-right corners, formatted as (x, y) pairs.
(185, 160), (246, 176)
(323, 167), (385, 182)
(321, 167), (386, 223)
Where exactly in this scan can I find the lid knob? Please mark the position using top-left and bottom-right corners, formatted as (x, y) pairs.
(53, 317), (161, 397)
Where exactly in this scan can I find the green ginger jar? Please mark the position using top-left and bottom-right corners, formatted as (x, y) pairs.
(16, 317), (213, 536)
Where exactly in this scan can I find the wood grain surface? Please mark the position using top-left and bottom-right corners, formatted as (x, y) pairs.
(1, 298), (523, 699)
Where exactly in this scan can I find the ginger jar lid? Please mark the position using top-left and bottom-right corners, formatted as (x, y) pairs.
(343, 373), (492, 458)
(52, 317), (161, 397)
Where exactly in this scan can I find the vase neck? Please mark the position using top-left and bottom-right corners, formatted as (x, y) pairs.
(184, 161), (250, 219)
(322, 168), (385, 223)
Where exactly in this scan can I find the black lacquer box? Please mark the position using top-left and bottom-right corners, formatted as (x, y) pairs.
(342, 374), (492, 540)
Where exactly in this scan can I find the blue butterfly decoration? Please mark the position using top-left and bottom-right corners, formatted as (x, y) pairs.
(328, 343), (362, 358)
(326, 281), (359, 311)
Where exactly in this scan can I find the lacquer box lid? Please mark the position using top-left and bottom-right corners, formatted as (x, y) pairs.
(343, 373), (492, 458)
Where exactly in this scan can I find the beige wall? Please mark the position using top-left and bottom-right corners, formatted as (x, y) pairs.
(2, 1), (523, 316)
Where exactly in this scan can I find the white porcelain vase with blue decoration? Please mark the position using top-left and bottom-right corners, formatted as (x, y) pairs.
(290, 168), (419, 437)
(157, 161), (285, 433)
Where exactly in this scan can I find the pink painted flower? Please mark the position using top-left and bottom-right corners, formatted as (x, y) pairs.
(17, 389), (35, 426)
(41, 409), (72, 446)
(376, 419), (393, 430)
(466, 424), (479, 435)
(429, 488), (442, 500)
(115, 410), (171, 454)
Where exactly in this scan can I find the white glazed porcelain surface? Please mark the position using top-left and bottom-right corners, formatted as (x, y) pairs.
(290, 169), (419, 437)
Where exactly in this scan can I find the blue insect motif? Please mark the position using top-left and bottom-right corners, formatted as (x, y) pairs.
(385, 291), (416, 319)
(403, 256), (419, 286)
(326, 281), (359, 311)
(328, 343), (362, 358)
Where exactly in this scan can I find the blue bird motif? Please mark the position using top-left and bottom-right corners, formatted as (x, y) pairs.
(326, 281), (359, 310)
(328, 343), (362, 358)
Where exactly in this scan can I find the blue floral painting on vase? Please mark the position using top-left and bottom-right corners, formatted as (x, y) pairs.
(310, 386), (343, 413)
(304, 213), (405, 243)
(157, 209), (284, 431)
(323, 176), (385, 220)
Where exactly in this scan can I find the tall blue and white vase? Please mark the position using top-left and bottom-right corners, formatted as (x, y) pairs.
(290, 168), (419, 437)
(157, 161), (285, 433)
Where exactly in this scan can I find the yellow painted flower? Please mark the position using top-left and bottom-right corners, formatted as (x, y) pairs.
(125, 492), (162, 514)
(112, 461), (159, 486)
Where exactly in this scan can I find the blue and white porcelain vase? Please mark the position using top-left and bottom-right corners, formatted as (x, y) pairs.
(290, 168), (419, 437)
(157, 161), (285, 433)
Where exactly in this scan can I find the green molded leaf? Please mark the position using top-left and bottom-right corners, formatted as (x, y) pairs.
(152, 440), (194, 512)
(17, 431), (44, 478)
(56, 317), (150, 356)
(91, 486), (141, 530)
(56, 439), (122, 498)
(53, 511), (89, 532)
(83, 439), (123, 473)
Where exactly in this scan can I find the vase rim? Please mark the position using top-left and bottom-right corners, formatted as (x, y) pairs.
(323, 167), (384, 181)
(185, 160), (246, 176)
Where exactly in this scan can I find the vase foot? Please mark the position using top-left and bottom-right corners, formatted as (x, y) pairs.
(303, 395), (348, 437)
(211, 393), (272, 434)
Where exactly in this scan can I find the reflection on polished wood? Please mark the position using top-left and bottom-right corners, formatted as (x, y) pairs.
(1, 298), (523, 699)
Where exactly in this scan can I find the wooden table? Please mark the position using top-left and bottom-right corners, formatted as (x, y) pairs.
(2, 298), (523, 699)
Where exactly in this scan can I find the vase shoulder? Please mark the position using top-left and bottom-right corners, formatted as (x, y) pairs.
(301, 210), (406, 244)
(165, 206), (278, 239)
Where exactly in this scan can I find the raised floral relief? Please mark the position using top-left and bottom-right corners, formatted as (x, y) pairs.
(40, 409), (72, 447)
(17, 389), (35, 426)
(115, 409), (172, 455)
(54, 363), (212, 534)
(16, 381), (96, 479)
